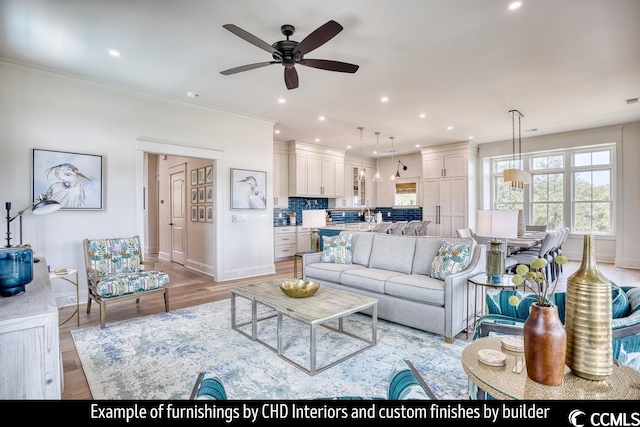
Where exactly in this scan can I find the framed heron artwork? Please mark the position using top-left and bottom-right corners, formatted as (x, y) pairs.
(231, 168), (266, 210)
(32, 149), (103, 210)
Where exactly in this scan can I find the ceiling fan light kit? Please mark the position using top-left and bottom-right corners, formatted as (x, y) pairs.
(220, 20), (359, 90)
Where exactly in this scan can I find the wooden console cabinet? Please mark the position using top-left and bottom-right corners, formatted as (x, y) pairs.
(0, 258), (61, 399)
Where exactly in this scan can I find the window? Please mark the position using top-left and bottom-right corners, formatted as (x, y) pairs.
(494, 160), (523, 211)
(490, 144), (614, 234)
(394, 180), (418, 206)
(531, 155), (564, 230)
(573, 150), (612, 233)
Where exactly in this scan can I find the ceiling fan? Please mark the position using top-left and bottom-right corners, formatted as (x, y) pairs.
(220, 20), (359, 90)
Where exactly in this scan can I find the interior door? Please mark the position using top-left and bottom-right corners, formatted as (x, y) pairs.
(169, 166), (186, 265)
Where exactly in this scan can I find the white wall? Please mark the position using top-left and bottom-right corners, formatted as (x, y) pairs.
(477, 123), (640, 268)
(0, 61), (276, 306)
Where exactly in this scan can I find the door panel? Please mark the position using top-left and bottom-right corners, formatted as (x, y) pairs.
(170, 168), (186, 265)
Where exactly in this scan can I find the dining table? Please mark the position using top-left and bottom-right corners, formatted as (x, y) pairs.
(506, 231), (547, 250)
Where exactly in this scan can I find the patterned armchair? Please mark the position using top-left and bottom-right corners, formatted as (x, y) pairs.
(191, 359), (436, 400)
(469, 285), (640, 399)
(83, 235), (170, 328)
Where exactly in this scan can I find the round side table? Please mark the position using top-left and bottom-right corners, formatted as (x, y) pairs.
(49, 268), (79, 326)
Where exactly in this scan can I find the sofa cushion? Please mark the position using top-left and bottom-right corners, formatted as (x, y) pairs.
(339, 268), (400, 294)
(411, 237), (447, 275)
(368, 234), (416, 274)
(95, 270), (169, 298)
(321, 234), (353, 264)
(612, 284), (630, 318)
(429, 239), (472, 280)
(305, 263), (365, 283)
(350, 231), (375, 266)
(626, 286), (640, 315)
(384, 274), (446, 306)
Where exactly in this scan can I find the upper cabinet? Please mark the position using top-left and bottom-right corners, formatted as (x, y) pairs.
(421, 141), (478, 238)
(422, 150), (467, 179)
(273, 141), (289, 208)
(288, 141), (345, 198)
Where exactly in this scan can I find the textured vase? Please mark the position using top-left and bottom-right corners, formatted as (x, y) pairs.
(523, 303), (566, 386)
(517, 209), (526, 237)
(565, 234), (612, 380)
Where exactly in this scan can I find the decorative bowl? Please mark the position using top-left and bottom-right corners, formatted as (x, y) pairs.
(279, 280), (320, 298)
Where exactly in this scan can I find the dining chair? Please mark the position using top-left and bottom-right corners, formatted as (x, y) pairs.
(456, 228), (473, 238)
(510, 231), (559, 281)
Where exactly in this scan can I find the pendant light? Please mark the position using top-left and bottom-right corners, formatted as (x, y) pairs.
(357, 126), (366, 182)
(503, 109), (530, 189)
(372, 131), (383, 182)
(389, 136), (396, 181)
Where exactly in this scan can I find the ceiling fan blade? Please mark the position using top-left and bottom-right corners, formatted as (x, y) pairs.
(220, 61), (277, 75)
(293, 20), (343, 57)
(223, 24), (282, 59)
(299, 59), (359, 73)
(284, 67), (299, 90)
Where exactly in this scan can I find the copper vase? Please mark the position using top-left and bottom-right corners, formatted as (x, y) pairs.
(565, 234), (612, 380)
(523, 303), (566, 386)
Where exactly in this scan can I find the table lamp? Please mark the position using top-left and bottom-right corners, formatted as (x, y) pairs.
(302, 210), (326, 253)
(476, 210), (518, 283)
(1, 195), (61, 296)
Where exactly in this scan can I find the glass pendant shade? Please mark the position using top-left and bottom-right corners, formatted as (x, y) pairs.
(389, 136), (396, 181)
(372, 132), (383, 182)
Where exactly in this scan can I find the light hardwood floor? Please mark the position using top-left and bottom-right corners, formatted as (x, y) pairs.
(58, 256), (639, 399)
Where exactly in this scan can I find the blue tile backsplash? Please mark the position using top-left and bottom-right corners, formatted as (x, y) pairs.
(274, 197), (422, 225)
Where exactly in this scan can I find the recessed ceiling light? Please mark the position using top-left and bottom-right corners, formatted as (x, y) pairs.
(186, 92), (198, 98)
(319, 116), (325, 121)
(469, 136), (474, 139)
(447, 126), (453, 130)
(381, 96), (389, 102)
(315, 138), (320, 142)
(108, 49), (121, 57)
(274, 129), (280, 134)
(415, 144), (421, 148)
(508, 1), (522, 10)
(346, 145), (352, 150)
(278, 98), (286, 104)
(419, 113), (426, 118)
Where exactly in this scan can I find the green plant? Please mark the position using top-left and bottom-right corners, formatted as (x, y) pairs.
(511, 256), (568, 306)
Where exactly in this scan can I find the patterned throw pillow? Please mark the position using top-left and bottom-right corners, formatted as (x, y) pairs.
(429, 239), (471, 279)
(320, 234), (353, 264)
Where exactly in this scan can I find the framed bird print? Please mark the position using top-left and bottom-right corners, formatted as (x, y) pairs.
(231, 168), (267, 210)
(32, 149), (103, 210)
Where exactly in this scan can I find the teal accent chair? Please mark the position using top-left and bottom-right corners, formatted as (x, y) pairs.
(191, 359), (436, 400)
(469, 284), (640, 399)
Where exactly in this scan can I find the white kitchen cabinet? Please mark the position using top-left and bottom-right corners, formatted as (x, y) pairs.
(288, 141), (345, 198)
(421, 141), (477, 236)
(273, 151), (289, 208)
(296, 226), (311, 253)
(422, 151), (467, 179)
(274, 226), (296, 260)
(423, 177), (467, 237)
(0, 258), (61, 399)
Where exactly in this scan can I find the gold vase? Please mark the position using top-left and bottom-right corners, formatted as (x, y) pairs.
(564, 234), (612, 380)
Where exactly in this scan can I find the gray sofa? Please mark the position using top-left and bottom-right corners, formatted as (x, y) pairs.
(302, 231), (486, 343)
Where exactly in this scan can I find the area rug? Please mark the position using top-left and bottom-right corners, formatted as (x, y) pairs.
(71, 298), (470, 400)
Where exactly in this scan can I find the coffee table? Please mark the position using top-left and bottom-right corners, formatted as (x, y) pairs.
(230, 279), (378, 376)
